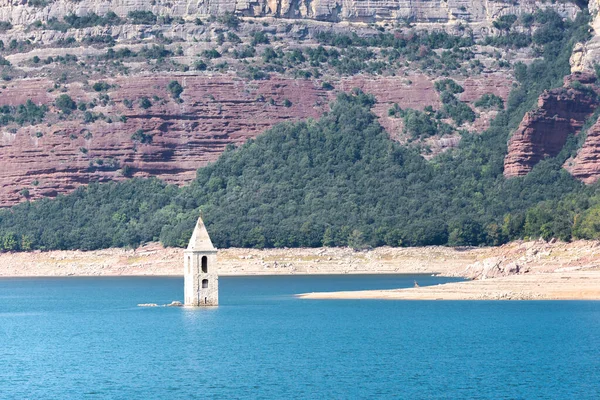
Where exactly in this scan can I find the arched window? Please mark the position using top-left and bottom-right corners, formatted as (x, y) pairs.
(187, 256), (191, 273)
(201, 256), (208, 273)
(202, 279), (208, 288)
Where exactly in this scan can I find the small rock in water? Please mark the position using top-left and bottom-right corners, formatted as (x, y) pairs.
(167, 301), (183, 307)
(138, 303), (158, 307)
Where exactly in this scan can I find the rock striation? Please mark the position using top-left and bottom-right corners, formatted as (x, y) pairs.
(565, 117), (600, 183)
(504, 72), (600, 178)
(0, 0), (580, 26)
(0, 71), (510, 207)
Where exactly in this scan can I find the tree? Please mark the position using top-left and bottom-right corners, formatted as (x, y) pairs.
(3, 233), (19, 251)
(55, 94), (76, 114)
(167, 81), (183, 99)
(493, 14), (518, 35)
(139, 97), (152, 109)
(347, 230), (367, 250)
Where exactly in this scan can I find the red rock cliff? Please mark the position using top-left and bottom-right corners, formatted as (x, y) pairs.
(504, 73), (600, 178)
(565, 117), (600, 183)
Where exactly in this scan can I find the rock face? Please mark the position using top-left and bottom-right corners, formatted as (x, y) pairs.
(565, 118), (600, 183)
(0, 72), (511, 206)
(570, 0), (600, 73)
(0, 0), (579, 25)
(0, 0), (573, 205)
(504, 73), (600, 178)
(0, 75), (327, 206)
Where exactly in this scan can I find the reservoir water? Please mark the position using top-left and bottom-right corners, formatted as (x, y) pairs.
(1, 275), (599, 399)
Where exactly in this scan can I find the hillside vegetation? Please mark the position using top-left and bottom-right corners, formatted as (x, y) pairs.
(0, 9), (599, 251)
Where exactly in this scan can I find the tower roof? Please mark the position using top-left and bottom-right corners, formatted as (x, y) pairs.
(186, 214), (216, 251)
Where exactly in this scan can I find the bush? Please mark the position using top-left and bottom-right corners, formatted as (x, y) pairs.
(442, 96), (476, 125)
(227, 32), (242, 44)
(128, 10), (157, 25)
(139, 97), (152, 109)
(218, 12), (240, 29)
(55, 94), (76, 114)
(251, 31), (270, 46)
(93, 81), (111, 92)
(167, 81), (183, 99)
(0, 100), (47, 126)
(233, 46), (256, 59)
(493, 14), (518, 33)
(0, 21), (12, 32)
(434, 79), (464, 94)
(131, 129), (153, 144)
(194, 60), (207, 71)
(202, 49), (221, 59)
(474, 93), (504, 110)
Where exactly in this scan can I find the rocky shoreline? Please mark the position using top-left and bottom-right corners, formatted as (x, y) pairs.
(1, 240), (599, 300)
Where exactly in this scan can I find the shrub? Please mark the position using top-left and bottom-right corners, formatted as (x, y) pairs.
(194, 60), (207, 71)
(227, 32), (242, 44)
(442, 96), (476, 125)
(218, 12), (240, 29)
(139, 97), (152, 109)
(27, 0), (47, 8)
(233, 46), (256, 59)
(493, 14), (518, 33)
(0, 21), (12, 32)
(262, 47), (278, 62)
(55, 94), (76, 114)
(474, 93), (504, 110)
(434, 79), (464, 94)
(93, 81), (111, 92)
(242, 66), (269, 80)
(251, 31), (270, 46)
(202, 49), (221, 59)
(0, 100), (47, 126)
(131, 129), (153, 144)
(128, 10), (157, 25)
(167, 81), (183, 99)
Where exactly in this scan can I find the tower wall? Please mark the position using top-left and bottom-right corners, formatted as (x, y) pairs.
(184, 250), (218, 306)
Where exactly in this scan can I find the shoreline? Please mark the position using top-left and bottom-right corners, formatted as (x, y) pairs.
(297, 271), (600, 300)
(1, 240), (600, 300)
(0, 271), (445, 279)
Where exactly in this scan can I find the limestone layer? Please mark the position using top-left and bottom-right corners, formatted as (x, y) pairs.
(0, 0), (580, 25)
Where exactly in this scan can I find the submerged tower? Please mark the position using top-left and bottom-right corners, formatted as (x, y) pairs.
(184, 215), (218, 306)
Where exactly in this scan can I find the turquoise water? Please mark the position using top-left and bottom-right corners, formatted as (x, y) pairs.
(1, 275), (599, 399)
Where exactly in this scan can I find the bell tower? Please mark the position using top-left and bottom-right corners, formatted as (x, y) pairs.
(184, 214), (218, 306)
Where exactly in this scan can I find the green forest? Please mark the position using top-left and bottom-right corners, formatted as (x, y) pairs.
(1, 10), (600, 251)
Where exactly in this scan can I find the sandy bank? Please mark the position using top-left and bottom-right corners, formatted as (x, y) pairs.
(0, 243), (484, 277)
(1, 240), (600, 300)
(298, 271), (600, 300)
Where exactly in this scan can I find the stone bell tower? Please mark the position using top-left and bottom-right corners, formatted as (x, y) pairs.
(184, 214), (218, 306)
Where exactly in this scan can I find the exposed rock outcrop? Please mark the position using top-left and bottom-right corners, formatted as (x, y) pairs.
(564, 118), (600, 183)
(0, 72), (511, 207)
(504, 72), (600, 178)
(0, 0), (580, 25)
(570, 0), (600, 73)
(1, 72), (510, 207)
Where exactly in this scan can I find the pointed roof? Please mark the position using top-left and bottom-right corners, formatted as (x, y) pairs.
(186, 214), (216, 251)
